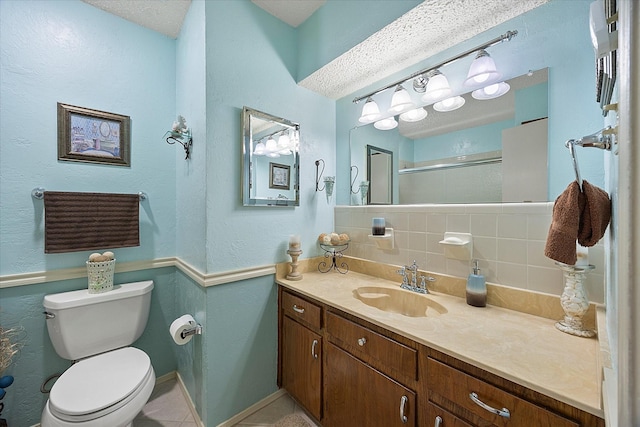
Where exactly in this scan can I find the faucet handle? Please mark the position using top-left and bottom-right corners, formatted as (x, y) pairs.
(396, 266), (406, 275)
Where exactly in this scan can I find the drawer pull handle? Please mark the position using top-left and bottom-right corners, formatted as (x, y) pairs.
(292, 304), (305, 314)
(469, 392), (511, 419)
(434, 415), (442, 427)
(357, 337), (367, 346)
(399, 395), (408, 423)
(311, 339), (319, 359)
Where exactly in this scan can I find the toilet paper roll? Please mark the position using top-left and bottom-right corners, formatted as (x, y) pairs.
(170, 314), (196, 345)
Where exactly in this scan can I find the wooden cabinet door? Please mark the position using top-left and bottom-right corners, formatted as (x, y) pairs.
(281, 316), (322, 420)
(324, 342), (416, 427)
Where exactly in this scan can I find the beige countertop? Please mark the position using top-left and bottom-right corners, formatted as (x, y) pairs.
(276, 267), (602, 418)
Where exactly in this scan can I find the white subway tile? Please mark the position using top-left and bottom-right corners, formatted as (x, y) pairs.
(470, 214), (498, 237)
(497, 214), (528, 239)
(497, 239), (527, 264)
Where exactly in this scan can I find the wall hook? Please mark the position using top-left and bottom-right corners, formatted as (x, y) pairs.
(164, 115), (192, 159)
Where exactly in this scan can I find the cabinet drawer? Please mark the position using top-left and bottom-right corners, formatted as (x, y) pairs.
(424, 402), (473, 427)
(326, 311), (417, 380)
(282, 291), (322, 329)
(427, 358), (579, 427)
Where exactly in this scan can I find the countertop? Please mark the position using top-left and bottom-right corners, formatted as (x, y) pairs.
(276, 269), (602, 418)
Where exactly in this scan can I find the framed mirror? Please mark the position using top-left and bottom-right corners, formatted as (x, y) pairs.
(242, 107), (300, 207)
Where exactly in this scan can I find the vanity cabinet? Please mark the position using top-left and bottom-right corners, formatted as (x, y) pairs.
(279, 291), (323, 420)
(277, 285), (604, 427)
(324, 311), (417, 426)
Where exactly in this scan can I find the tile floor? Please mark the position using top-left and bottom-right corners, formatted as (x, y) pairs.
(133, 378), (319, 427)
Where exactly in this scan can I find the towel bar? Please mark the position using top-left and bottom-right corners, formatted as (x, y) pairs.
(565, 126), (614, 191)
(31, 188), (147, 201)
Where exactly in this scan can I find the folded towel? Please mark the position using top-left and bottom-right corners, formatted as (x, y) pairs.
(44, 191), (139, 253)
(544, 181), (585, 264)
(578, 180), (611, 247)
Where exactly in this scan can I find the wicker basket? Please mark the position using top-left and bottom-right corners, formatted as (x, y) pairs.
(86, 259), (116, 293)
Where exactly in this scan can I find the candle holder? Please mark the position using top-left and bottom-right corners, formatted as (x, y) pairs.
(554, 263), (596, 338)
(286, 249), (303, 281)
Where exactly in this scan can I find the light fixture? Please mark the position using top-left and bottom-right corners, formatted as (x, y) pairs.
(352, 30), (517, 130)
(472, 82), (510, 100)
(315, 159), (335, 204)
(464, 50), (501, 87)
(433, 96), (466, 112)
(253, 140), (266, 155)
(358, 97), (382, 123)
(399, 107), (427, 122)
(388, 85), (414, 114)
(422, 70), (452, 103)
(277, 131), (290, 149)
(374, 117), (398, 130)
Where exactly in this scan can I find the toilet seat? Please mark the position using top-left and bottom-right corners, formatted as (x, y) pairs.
(48, 347), (152, 422)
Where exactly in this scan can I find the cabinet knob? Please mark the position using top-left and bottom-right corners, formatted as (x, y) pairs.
(399, 395), (408, 423)
(357, 337), (367, 346)
(469, 392), (511, 419)
(292, 304), (305, 314)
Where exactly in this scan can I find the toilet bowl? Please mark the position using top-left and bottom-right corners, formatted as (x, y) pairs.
(41, 281), (155, 427)
(41, 348), (155, 427)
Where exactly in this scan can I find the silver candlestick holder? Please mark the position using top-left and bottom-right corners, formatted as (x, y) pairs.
(286, 249), (303, 281)
(555, 263), (596, 338)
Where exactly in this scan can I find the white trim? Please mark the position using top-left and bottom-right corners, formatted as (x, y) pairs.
(0, 257), (276, 289)
(176, 371), (205, 427)
(216, 388), (288, 427)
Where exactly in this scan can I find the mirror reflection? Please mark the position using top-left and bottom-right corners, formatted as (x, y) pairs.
(242, 107), (300, 207)
(350, 69), (548, 205)
(367, 145), (393, 205)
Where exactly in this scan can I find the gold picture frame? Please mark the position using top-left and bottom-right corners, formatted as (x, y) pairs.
(57, 102), (131, 166)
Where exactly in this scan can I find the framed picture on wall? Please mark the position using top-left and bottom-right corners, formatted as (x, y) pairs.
(269, 162), (290, 190)
(57, 102), (131, 166)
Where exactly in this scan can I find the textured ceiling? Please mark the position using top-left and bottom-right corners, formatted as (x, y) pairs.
(299, 0), (549, 100)
(251, 0), (326, 27)
(82, 0), (192, 38)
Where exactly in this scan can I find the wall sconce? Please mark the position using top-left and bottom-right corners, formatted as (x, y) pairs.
(164, 115), (192, 160)
(353, 30), (518, 130)
(350, 166), (369, 206)
(315, 159), (335, 203)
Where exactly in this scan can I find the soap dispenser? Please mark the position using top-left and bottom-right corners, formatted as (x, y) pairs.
(466, 259), (486, 307)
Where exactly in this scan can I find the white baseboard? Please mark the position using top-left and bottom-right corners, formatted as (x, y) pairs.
(216, 388), (288, 427)
(175, 371), (205, 427)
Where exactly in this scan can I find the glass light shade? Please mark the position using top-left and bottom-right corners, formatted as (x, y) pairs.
(253, 141), (265, 155)
(472, 82), (511, 100)
(359, 180), (369, 205)
(373, 117), (398, 130)
(433, 96), (466, 112)
(265, 137), (277, 152)
(266, 152), (280, 158)
(399, 107), (428, 122)
(464, 50), (501, 86)
(359, 97), (382, 123)
(412, 75), (427, 93)
(324, 176), (335, 204)
(388, 85), (414, 114)
(277, 133), (290, 148)
(421, 72), (452, 103)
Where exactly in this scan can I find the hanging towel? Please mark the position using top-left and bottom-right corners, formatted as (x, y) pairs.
(544, 181), (585, 265)
(44, 191), (139, 253)
(578, 180), (611, 247)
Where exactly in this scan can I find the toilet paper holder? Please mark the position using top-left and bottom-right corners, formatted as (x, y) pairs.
(180, 323), (202, 339)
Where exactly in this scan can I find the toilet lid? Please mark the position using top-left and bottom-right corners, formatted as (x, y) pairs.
(49, 347), (152, 418)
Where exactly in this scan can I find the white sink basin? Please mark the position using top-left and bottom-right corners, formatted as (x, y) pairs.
(354, 286), (448, 317)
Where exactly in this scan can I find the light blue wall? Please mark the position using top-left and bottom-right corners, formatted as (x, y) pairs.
(0, 1), (179, 425)
(336, 0), (604, 204)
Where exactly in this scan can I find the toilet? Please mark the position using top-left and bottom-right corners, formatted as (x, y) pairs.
(41, 280), (156, 427)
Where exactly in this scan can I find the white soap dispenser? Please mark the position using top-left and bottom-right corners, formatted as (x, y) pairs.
(466, 259), (486, 307)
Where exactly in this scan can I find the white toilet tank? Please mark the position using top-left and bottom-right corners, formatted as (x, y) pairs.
(44, 280), (154, 360)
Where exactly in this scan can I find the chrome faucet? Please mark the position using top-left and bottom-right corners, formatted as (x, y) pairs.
(396, 266), (409, 286)
(399, 261), (430, 294)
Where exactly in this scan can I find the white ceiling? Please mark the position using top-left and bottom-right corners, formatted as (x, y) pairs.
(81, 0), (549, 100)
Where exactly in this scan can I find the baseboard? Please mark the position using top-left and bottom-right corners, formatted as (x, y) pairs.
(175, 372), (205, 427)
(216, 388), (288, 427)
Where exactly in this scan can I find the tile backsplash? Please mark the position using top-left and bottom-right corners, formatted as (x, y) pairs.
(334, 203), (605, 304)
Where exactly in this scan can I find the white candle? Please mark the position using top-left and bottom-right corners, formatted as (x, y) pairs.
(575, 242), (589, 266)
(289, 234), (301, 250)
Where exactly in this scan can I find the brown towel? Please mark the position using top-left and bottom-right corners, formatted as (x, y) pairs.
(578, 180), (611, 247)
(44, 191), (139, 253)
(544, 181), (585, 265)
